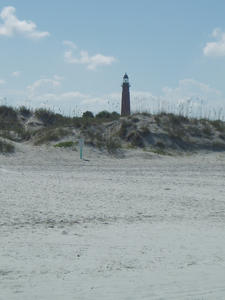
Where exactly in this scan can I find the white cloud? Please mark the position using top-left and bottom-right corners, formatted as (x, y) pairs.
(63, 40), (116, 70)
(0, 6), (50, 39)
(63, 40), (77, 49)
(87, 53), (116, 70)
(61, 91), (87, 99)
(163, 79), (221, 102)
(53, 74), (64, 81)
(0, 79), (6, 85)
(12, 71), (21, 77)
(64, 50), (79, 63)
(27, 77), (62, 98)
(203, 28), (225, 57)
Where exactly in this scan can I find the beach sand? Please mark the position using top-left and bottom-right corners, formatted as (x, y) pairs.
(1, 144), (225, 299)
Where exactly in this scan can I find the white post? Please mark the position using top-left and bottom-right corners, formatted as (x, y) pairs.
(79, 138), (84, 159)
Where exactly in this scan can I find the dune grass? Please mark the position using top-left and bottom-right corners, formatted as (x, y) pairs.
(0, 104), (225, 153)
(0, 140), (15, 154)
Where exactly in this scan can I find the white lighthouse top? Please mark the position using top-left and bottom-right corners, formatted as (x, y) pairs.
(123, 73), (129, 84)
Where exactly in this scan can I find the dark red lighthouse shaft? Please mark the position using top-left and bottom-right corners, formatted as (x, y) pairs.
(121, 73), (131, 116)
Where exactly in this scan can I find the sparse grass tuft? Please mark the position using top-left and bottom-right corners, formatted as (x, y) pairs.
(219, 134), (225, 140)
(168, 114), (189, 126)
(0, 105), (17, 121)
(212, 142), (225, 151)
(0, 128), (31, 141)
(210, 120), (225, 132)
(106, 137), (121, 154)
(139, 126), (150, 137)
(54, 141), (77, 149)
(131, 117), (139, 123)
(150, 148), (171, 155)
(186, 126), (202, 137)
(0, 139), (15, 153)
(35, 108), (59, 126)
(202, 125), (212, 137)
(0, 105), (30, 140)
(34, 128), (71, 145)
(140, 112), (151, 117)
(0, 105), (20, 130)
(18, 106), (32, 118)
(127, 131), (145, 148)
(155, 141), (165, 149)
(118, 120), (133, 138)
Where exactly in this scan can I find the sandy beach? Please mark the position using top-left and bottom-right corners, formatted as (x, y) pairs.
(1, 145), (225, 299)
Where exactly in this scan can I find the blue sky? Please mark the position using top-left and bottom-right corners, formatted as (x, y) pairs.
(1, 0), (225, 116)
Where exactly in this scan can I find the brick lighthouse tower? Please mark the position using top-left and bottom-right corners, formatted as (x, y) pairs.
(121, 73), (131, 116)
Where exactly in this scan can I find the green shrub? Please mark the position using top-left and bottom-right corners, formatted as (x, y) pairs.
(95, 110), (120, 120)
(82, 111), (94, 118)
(110, 111), (120, 119)
(95, 110), (111, 119)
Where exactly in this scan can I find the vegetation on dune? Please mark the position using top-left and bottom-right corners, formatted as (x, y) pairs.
(54, 141), (77, 149)
(18, 106), (32, 118)
(0, 106), (30, 141)
(82, 111), (94, 119)
(0, 104), (225, 154)
(211, 120), (225, 132)
(33, 128), (71, 145)
(95, 110), (120, 120)
(0, 105), (21, 130)
(0, 139), (15, 153)
(106, 137), (121, 154)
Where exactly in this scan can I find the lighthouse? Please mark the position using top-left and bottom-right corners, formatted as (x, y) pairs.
(121, 73), (131, 116)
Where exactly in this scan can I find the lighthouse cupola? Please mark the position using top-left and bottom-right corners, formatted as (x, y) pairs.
(123, 73), (130, 85)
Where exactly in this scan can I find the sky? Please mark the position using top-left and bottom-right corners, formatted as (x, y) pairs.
(1, 0), (225, 116)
